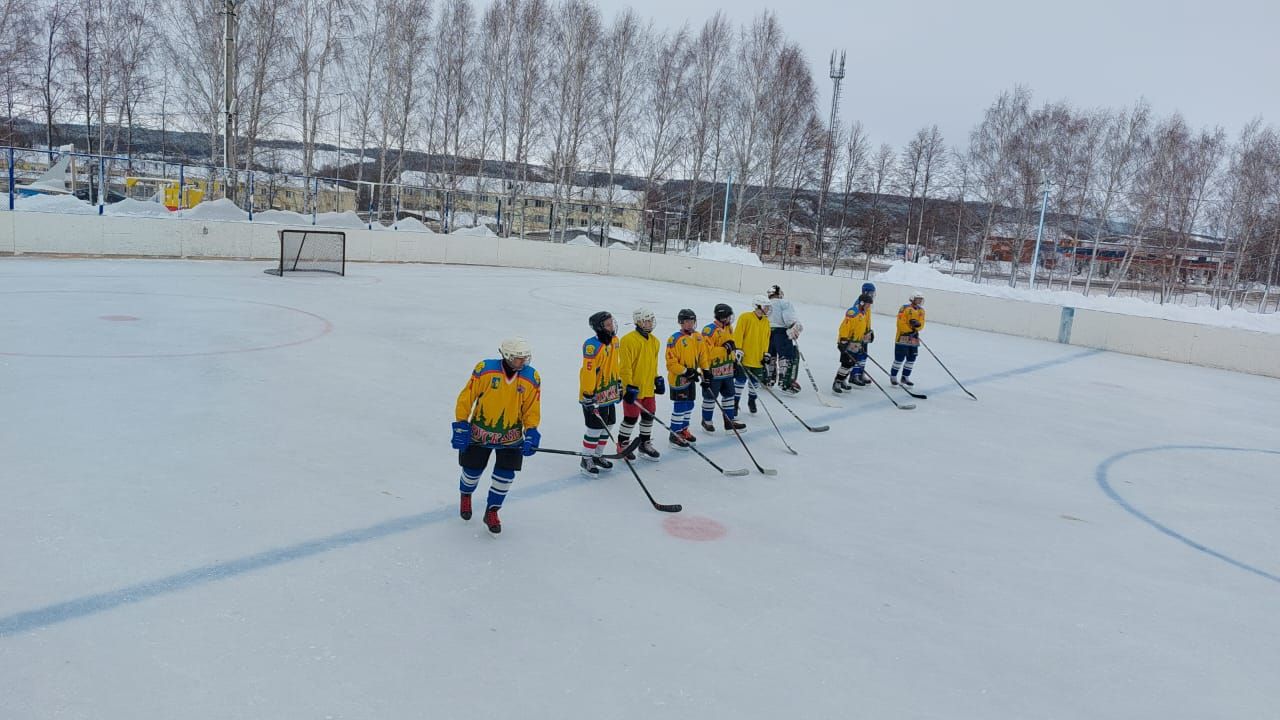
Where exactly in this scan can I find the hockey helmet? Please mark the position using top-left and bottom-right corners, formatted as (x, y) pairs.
(677, 308), (697, 323)
(499, 336), (533, 363)
(632, 307), (656, 327)
(713, 303), (734, 321)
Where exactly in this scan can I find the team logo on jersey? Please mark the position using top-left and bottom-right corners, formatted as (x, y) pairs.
(584, 342), (598, 357)
(491, 377), (500, 390)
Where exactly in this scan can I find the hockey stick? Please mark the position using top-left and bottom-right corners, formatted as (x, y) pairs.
(737, 362), (830, 432)
(920, 338), (977, 400)
(639, 408), (749, 476)
(591, 409), (682, 512)
(736, 373), (800, 454)
(866, 356), (927, 399)
(796, 348), (843, 408)
(534, 435), (643, 460)
(863, 367), (916, 410)
(709, 394), (777, 476)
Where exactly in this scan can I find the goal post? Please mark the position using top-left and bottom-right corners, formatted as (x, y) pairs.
(265, 229), (346, 276)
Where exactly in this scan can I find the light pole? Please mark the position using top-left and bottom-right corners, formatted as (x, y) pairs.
(816, 50), (845, 268)
(1030, 171), (1051, 290)
(222, 0), (238, 199)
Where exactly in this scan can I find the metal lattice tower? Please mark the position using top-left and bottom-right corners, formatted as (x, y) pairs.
(815, 50), (846, 265)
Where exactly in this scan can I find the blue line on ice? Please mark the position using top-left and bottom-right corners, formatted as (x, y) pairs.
(1095, 445), (1280, 585)
(0, 346), (1101, 638)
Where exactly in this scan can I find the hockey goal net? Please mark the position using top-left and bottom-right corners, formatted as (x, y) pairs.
(265, 229), (346, 276)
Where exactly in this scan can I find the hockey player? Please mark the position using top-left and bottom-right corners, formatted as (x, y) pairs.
(765, 284), (804, 394)
(578, 311), (622, 476)
(700, 303), (745, 432)
(452, 337), (542, 535)
(890, 290), (926, 386)
(733, 295), (773, 414)
(834, 293), (874, 393)
(664, 309), (704, 448)
(617, 308), (664, 461)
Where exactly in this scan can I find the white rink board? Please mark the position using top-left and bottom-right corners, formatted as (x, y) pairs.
(0, 212), (1277, 377)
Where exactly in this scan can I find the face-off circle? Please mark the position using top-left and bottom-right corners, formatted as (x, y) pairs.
(0, 290), (332, 358)
(663, 515), (728, 542)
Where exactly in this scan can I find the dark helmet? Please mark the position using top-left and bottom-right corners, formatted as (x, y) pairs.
(861, 282), (876, 294)
(713, 303), (733, 321)
(677, 308), (697, 323)
(589, 311), (614, 339)
(857, 293), (873, 305)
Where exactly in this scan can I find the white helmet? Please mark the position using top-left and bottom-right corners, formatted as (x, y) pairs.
(767, 284), (783, 298)
(910, 290), (924, 302)
(632, 307), (656, 326)
(752, 294), (772, 310)
(499, 336), (532, 362)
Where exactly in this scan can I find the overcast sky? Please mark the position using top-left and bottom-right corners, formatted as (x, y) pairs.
(593, 0), (1278, 151)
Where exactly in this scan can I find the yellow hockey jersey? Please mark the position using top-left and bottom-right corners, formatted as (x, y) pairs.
(665, 329), (704, 387)
(579, 335), (622, 405)
(896, 304), (926, 343)
(701, 322), (736, 379)
(734, 311), (772, 369)
(838, 306), (873, 346)
(455, 359), (541, 447)
(618, 329), (661, 399)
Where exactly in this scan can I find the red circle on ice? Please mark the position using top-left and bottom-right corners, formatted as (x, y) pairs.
(663, 515), (727, 542)
(100, 315), (139, 321)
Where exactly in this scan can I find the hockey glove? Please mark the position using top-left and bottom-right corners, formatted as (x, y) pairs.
(837, 340), (850, 353)
(580, 393), (596, 411)
(654, 376), (666, 395)
(722, 340), (737, 355)
(733, 349), (745, 362)
(700, 370), (714, 390)
(865, 330), (875, 344)
(786, 323), (803, 340)
(450, 421), (471, 450)
(909, 319), (921, 329)
(521, 428), (541, 457)
(623, 385), (639, 404)
(681, 368), (700, 385)
(762, 353), (772, 367)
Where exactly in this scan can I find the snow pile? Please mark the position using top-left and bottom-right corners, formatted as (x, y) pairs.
(314, 211), (367, 229)
(179, 199), (248, 221)
(104, 198), (173, 218)
(876, 261), (1280, 334)
(680, 241), (763, 267)
(15, 194), (99, 215)
(392, 216), (430, 232)
(452, 224), (497, 237)
(253, 209), (310, 225)
(566, 236), (599, 248)
(608, 242), (631, 251)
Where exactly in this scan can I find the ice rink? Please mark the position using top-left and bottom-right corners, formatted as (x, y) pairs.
(2, 257), (1278, 719)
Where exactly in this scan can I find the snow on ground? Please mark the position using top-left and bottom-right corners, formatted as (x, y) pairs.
(566, 235), (600, 248)
(11, 193), (101, 215)
(2, 257), (1278, 719)
(878, 260), (1280, 333)
(176, 198), (249, 222)
(103, 198), (173, 218)
(681, 240), (764, 267)
(451, 224), (497, 237)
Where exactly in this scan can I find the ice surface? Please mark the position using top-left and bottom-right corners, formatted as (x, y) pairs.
(1, 257), (1277, 719)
